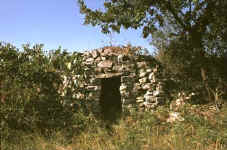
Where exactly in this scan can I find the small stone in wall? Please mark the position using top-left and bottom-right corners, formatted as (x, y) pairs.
(145, 91), (153, 96)
(142, 83), (152, 90)
(136, 96), (144, 103)
(112, 65), (122, 72)
(153, 67), (158, 73)
(97, 48), (104, 53)
(79, 83), (85, 88)
(148, 72), (154, 80)
(146, 68), (152, 73)
(87, 92), (97, 100)
(153, 90), (162, 96)
(121, 91), (130, 97)
(91, 50), (99, 58)
(139, 71), (147, 78)
(139, 77), (147, 84)
(83, 51), (91, 57)
(117, 54), (124, 63)
(102, 48), (115, 56)
(120, 84), (127, 91)
(144, 95), (154, 103)
(97, 60), (113, 68)
(102, 67), (114, 73)
(130, 72), (137, 78)
(95, 57), (101, 62)
(86, 86), (100, 91)
(147, 102), (159, 109)
(101, 57), (106, 61)
(139, 68), (146, 73)
(133, 83), (141, 91)
(76, 93), (85, 99)
(85, 58), (94, 65)
(137, 62), (147, 68)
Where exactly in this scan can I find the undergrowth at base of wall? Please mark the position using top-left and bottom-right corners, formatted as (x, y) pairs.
(1, 103), (227, 150)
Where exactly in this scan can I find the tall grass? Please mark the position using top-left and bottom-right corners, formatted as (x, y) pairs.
(2, 104), (227, 150)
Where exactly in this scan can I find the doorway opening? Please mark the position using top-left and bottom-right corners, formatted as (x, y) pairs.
(99, 76), (122, 121)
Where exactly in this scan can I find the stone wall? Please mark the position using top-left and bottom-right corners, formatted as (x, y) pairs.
(74, 46), (167, 111)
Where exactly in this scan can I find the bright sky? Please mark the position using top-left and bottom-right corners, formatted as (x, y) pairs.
(0, 0), (154, 52)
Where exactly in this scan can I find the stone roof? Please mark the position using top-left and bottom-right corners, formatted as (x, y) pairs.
(82, 46), (158, 79)
(83, 46), (141, 58)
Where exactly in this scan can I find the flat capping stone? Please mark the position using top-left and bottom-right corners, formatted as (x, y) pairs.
(96, 73), (123, 78)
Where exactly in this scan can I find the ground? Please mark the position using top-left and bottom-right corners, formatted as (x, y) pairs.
(2, 102), (227, 150)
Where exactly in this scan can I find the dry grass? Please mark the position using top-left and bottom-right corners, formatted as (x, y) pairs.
(2, 104), (227, 150)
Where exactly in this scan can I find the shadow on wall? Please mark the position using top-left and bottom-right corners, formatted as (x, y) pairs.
(99, 76), (122, 122)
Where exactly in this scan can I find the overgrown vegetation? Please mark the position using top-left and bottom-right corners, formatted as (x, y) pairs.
(0, 42), (95, 149)
(1, 42), (227, 150)
(1, 0), (227, 149)
(2, 102), (227, 150)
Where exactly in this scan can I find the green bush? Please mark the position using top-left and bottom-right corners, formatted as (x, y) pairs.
(0, 42), (92, 141)
(154, 40), (227, 104)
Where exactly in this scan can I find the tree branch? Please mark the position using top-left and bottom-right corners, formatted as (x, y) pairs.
(164, 1), (188, 31)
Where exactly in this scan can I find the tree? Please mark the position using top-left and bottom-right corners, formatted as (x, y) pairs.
(78, 0), (226, 50)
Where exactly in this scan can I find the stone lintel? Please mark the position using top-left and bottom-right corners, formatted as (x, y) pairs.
(95, 73), (123, 78)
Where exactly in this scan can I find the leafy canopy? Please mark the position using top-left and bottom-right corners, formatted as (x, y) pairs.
(78, 0), (227, 54)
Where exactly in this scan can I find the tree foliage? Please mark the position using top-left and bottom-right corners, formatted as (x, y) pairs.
(78, 0), (227, 53)
(0, 42), (91, 139)
(78, 0), (227, 102)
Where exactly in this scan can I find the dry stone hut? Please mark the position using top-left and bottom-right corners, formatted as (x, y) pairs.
(77, 46), (167, 113)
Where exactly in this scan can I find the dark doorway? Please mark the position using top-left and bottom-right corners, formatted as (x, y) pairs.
(100, 76), (122, 122)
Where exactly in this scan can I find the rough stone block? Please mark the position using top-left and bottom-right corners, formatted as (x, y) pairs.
(101, 56), (106, 61)
(144, 95), (155, 102)
(95, 57), (101, 62)
(139, 77), (147, 84)
(86, 85), (100, 91)
(121, 91), (130, 97)
(76, 93), (85, 99)
(117, 54), (124, 62)
(134, 83), (141, 90)
(148, 72), (154, 80)
(146, 68), (152, 73)
(142, 83), (152, 90)
(112, 65), (122, 72)
(85, 58), (94, 65)
(153, 90), (162, 96)
(136, 96), (144, 103)
(97, 60), (113, 68)
(91, 50), (99, 58)
(120, 84), (127, 91)
(102, 48), (115, 56)
(137, 62), (147, 68)
(139, 71), (147, 78)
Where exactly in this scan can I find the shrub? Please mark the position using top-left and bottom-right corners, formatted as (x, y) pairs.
(0, 42), (91, 141)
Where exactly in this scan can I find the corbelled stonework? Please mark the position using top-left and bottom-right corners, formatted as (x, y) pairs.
(75, 46), (167, 111)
